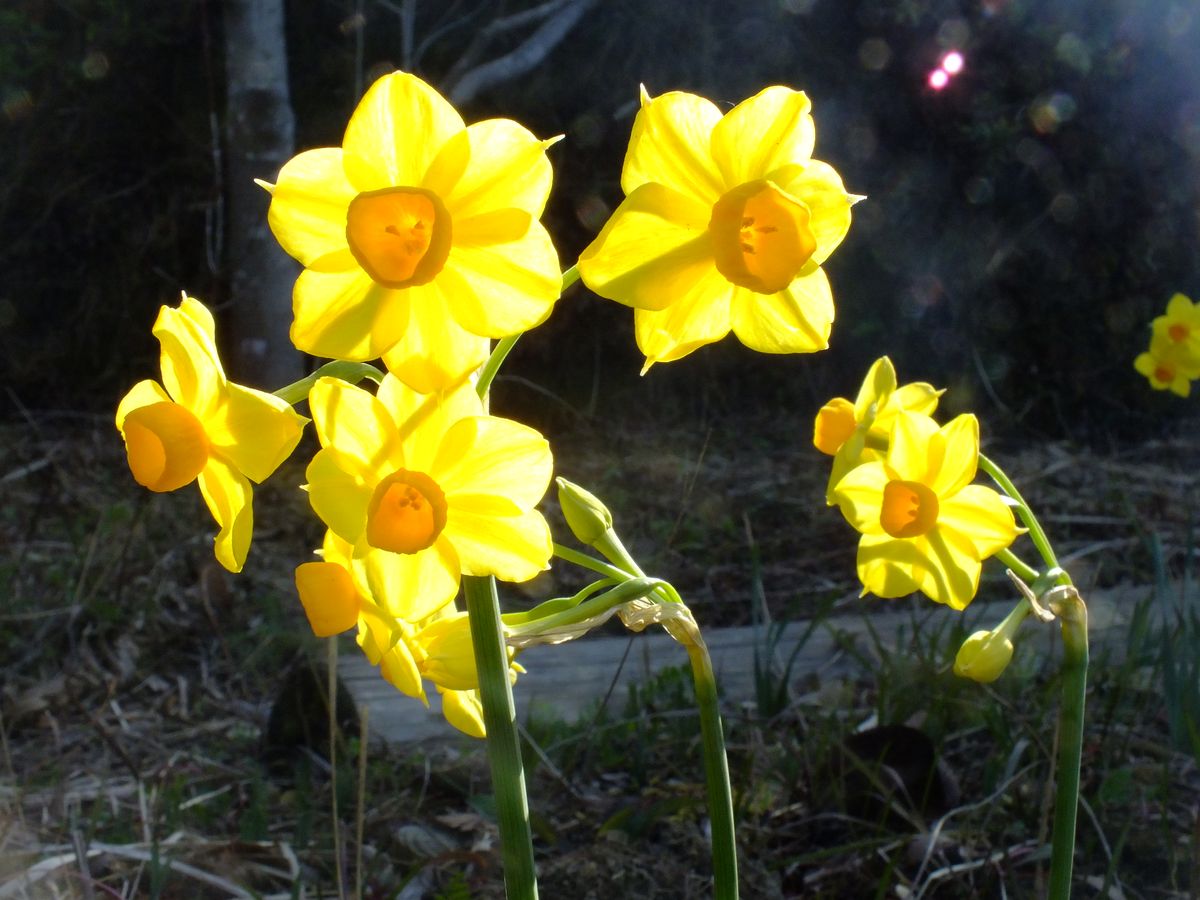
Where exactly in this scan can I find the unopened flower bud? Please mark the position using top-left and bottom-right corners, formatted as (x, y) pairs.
(556, 476), (614, 546)
(953, 629), (1014, 683)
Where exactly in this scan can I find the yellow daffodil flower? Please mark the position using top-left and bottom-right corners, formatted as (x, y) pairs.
(831, 411), (1019, 610)
(1149, 293), (1200, 372)
(295, 531), (495, 737)
(262, 71), (562, 392)
(115, 296), (306, 572)
(1135, 333), (1196, 397)
(578, 85), (861, 371)
(304, 374), (554, 615)
(813, 356), (942, 503)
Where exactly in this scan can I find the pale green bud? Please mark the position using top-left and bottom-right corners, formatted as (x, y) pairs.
(953, 629), (1014, 683)
(556, 477), (613, 546)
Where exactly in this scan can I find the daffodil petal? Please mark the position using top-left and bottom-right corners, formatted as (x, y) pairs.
(440, 688), (486, 738)
(343, 72), (464, 188)
(443, 223), (561, 336)
(154, 303), (224, 417)
(115, 379), (171, 431)
(266, 147), (358, 267)
(379, 377), (482, 471)
(291, 267), (407, 361)
(912, 528), (982, 610)
(309, 376), (397, 471)
(352, 539), (460, 623)
(437, 119), (554, 219)
(443, 506), (552, 583)
(888, 382), (942, 418)
(938, 485), (1019, 559)
(885, 412), (941, 483)
(731, 266), (832, 354)
(832, 459), (889, 535)
(178, 295), (217, 342)
(856, 532), (924, 599)
(853, 356), (898, 420)
(197, 456), (253, 573)
(633, 268), (735, 367)
(931, 414), (979, 497)
(380, 281), (490, 393)
(578, 182), (713, 312)
(433, 416), (552, 511)
(622, 87), (724, 202)
(774, 159), (855, 265)
(711, 87), (815, 187)
(306, 447), (373, 544)
(205, 383), (306, 483)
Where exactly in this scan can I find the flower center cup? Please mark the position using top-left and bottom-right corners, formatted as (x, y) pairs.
(708, 179), (817, 294)
(346, 187), (452, 288)
(122, 401), (210, 493)
(813, 398), (858, 455)
(366, 469), (448, 554)
(1168, 323), (1190, 343)
(880, 479), (940, 539)
(1153, 363), (1175, 384)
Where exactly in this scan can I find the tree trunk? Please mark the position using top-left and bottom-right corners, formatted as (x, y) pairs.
(222, 0), (303, 388)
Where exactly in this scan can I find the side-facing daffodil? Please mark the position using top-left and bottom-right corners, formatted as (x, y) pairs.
(1135, 333), (1196, 397)
(115, 296), (307, 572)
(304, 374), (554, 614)
(578, 85), (861, 371)
(262, 71), (562, 392)
(1150, 293), (1200, 372)
(831, 411), (1019, 610)
(813, 356), (942, 503)
(294, 531), (497, 737)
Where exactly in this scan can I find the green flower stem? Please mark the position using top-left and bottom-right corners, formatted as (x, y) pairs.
(504, 578), (664, 640)
(978, 454), (1068, 583)
(1049, 589), (1089, 900)
(686, 639), (739, 899)
(995, 547), (1041, 584)
(463, 574), (538, 900)
(475, 265), (580, 399)
(552, 542), (639, 583)
(272, 361), (384, 406)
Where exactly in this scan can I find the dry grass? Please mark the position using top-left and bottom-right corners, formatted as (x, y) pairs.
(2, 410), (1199, 897)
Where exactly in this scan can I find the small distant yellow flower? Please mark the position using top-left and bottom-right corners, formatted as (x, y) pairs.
(115, 296), (306, 572)
(813, 356), (942, 503)
(1135, 333), (1195, 397)
(262, 71), (562, 392)
(304, 374), (554, 613)
(1151, 293), (1200, 370)
(578, 85), (861, 371)
(832, 411), (1019, 610)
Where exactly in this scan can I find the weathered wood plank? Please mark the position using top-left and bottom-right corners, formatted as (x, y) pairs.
(341, 584), (1150, 744)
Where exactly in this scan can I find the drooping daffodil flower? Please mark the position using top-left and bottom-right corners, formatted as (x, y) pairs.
(115, 296), (307, 572)
(831, 410), (1020, 610)
(578, 85), (862, 371)
(813, 356), (942, 503)
(1150, 293), (1200, 372)
(261, 71), (562, 393)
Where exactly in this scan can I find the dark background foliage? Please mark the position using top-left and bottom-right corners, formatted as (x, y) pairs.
(3, 0), (1199, 442)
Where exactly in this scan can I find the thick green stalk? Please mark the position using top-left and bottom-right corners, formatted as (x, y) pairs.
(1049, 590), (1088, 900)
(686, 640), (739, 899)
(463, 574), (538, 899)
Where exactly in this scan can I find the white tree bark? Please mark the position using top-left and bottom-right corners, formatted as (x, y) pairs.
(223, 0), (303, 388)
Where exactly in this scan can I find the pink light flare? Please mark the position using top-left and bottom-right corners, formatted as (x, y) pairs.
(928, 68), (950, 90)
(942, 50), (964, 74)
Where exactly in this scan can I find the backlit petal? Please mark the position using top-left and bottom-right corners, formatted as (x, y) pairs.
(931, 414), (979, 497)
(352, 539), (460, 623)
(380, 281), (490, 394)
(443, 506), (552, 582)
(437, 119), (555, 219)
(197, 456), (253, 573)
(856, 532), (923, 599)
(622, 87), (724, 202)
(774, 159), (855, 265)
(206, 383), (306, 483)
(937, 485), (1019, 559)
(115, 379), (171, 432)
(343, 72), (464, 187)
(433, 416), (552, 511)
(578, 182), (713, 312)
(440, 688), (486, 738)
(265, 148), (357, 267)
(711, 87), (815, 186)
(633, 269), (734, 367)
(291, 267), (407, 361)
(306, 447), (374, 544)
(911, 527), (982, 610)
(885, 412), (940, 483)
(380, 377), (482, 472)
(308, 376), (397, 472)
(831, 459), (889, 535)
(154, 303), (224, 417)
(731, 267), (832, 354)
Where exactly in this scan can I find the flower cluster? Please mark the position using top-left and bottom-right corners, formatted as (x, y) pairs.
(1134, 293), (1200, 397)
(816, 358), (1020, 611)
